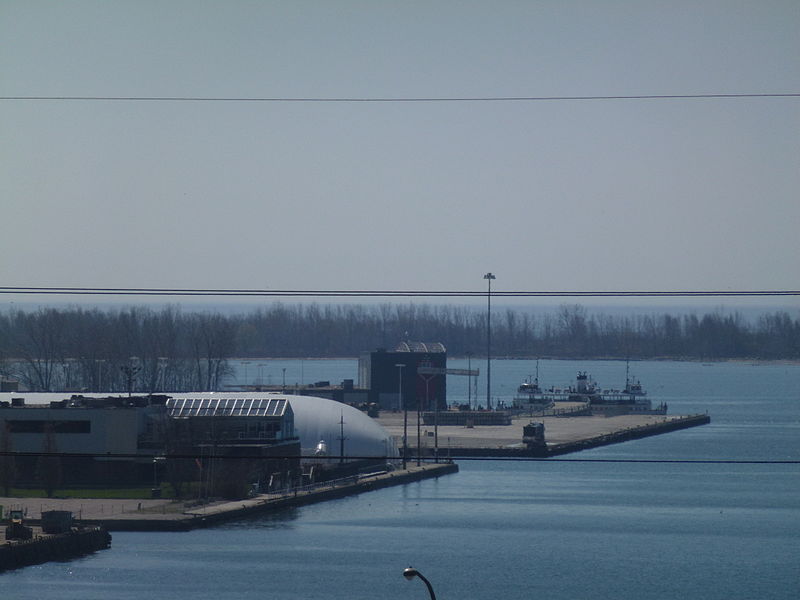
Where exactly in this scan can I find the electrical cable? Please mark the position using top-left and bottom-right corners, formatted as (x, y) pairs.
(1, 452), (797, 464)
(1, 287), (798, 298)
(2, 93), (799, 103)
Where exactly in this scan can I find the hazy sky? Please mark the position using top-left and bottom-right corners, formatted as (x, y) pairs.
(1, 1), (798, 308)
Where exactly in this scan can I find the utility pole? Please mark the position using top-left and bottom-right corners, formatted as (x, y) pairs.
(396, 363), (407, 469)
(484, 273), (495, 410)
(466, 352), (472, 409)
(337, 412), (347, 464)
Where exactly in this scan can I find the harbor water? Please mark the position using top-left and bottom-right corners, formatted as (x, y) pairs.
(3, 360), (799, 599)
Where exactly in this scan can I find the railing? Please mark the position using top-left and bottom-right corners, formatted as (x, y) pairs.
(508, 402), (591, 418)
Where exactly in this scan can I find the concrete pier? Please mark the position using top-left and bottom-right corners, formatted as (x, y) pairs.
(376, 410), (710, 458)
(0, 463), (458, 533)
(0, 527), (111, 572)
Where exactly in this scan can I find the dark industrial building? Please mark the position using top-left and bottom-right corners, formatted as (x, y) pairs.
(359, 342), (447, 411)
(0, 394), (300, 494)
(164, 396), (301, 497)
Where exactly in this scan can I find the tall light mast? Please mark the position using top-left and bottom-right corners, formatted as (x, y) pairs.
(483, 272), (495, 410)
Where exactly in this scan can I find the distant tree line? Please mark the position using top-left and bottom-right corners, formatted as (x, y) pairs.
(0, 306), (234, 393)
(1, 303), (798, 392)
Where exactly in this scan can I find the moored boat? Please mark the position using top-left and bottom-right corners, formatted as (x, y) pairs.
(556, 365), (666, 415)
(512, 360), (556, 410)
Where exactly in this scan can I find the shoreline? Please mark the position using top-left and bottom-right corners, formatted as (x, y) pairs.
(0, 463), (459, 534)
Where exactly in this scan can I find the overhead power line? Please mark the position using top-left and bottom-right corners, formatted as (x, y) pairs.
(1, 93), (799, 103)
(0, 287), (798, 298)
(1, 452), (796, 464)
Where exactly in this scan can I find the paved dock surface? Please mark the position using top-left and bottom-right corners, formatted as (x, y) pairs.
(0, 463), (457, 532)
(375, 409), (704, 452)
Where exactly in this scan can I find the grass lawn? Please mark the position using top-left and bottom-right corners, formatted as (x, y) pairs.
(6, 486), (171, 499)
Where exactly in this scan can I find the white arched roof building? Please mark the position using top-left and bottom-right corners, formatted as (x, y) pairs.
(167, 392), (397, 460)
(2, 392), (398, 461)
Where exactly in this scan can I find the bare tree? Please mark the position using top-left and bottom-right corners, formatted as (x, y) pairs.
(11, 308), (68, 390)
(188, 314), (234, 391)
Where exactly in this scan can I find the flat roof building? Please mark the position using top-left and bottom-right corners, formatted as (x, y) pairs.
(359, 343), (447, 411)
(0, 392), (397, 492)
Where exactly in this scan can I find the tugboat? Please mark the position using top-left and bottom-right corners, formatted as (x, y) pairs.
(622, 361), (647, 396)
(512, 360), (555, 410)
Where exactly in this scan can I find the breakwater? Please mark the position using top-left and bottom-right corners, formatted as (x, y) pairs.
(546, 413), (710, 456)
(449, 413), (710, 458)
(0, 527), (111, 573)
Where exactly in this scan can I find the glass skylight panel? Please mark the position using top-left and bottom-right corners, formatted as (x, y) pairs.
(166, 396), (288, 418)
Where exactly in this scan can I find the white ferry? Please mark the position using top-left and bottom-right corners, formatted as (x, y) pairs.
(514, 362), (666, 415)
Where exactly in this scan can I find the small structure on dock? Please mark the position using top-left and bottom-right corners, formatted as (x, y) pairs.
(522, 422), (546, 449)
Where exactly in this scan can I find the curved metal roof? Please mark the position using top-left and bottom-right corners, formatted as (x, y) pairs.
(394, 341), (446, 353)
(166, 392), (397, 459)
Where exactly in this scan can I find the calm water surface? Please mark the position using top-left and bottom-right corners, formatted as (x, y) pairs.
(4, 360), (799, 599)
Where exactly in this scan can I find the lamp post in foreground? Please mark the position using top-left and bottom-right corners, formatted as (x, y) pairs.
(403, 567), (436, 600)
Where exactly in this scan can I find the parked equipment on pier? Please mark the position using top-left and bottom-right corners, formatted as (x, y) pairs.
(5, 510), (33, 541)
(41, 511), (74, 534)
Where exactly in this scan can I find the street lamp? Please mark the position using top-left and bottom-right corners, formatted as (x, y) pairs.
(484, 272), (495, 410)
(152, 456), (165, 498)
(403, 567), (436, 600)
(242, 361), (250, 388)
(395, 363), (407, 469)
(95, 359), (105, 392)
(157, 357), (168, 392)
(466, 351), (472, 409)
(121, 357), (141, 397)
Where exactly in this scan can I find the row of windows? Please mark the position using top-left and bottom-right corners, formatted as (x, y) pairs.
(6, 420), (92, 434)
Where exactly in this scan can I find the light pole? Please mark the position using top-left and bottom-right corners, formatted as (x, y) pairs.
(419, 374), (436, 464)
(121, 357), (140, 397)
(403, 567), (436, 600)
(157, 357), (168, 392)
(242, 361), (250, 388)
(395, 363), (407, 469)
(95, 359), (105, 392)
(152, 456), (165, 498)
(466, 351), (472, 409)
(484, 272), (495, 410)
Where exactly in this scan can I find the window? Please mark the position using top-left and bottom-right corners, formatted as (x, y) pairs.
(7, 420), (91, 434)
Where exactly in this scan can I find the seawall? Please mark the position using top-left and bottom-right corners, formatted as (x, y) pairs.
(448, 413), (711, 458)
(0, 527), (111, 573)
(546, 413), (710, 456)
(78, 462), (459, 532)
